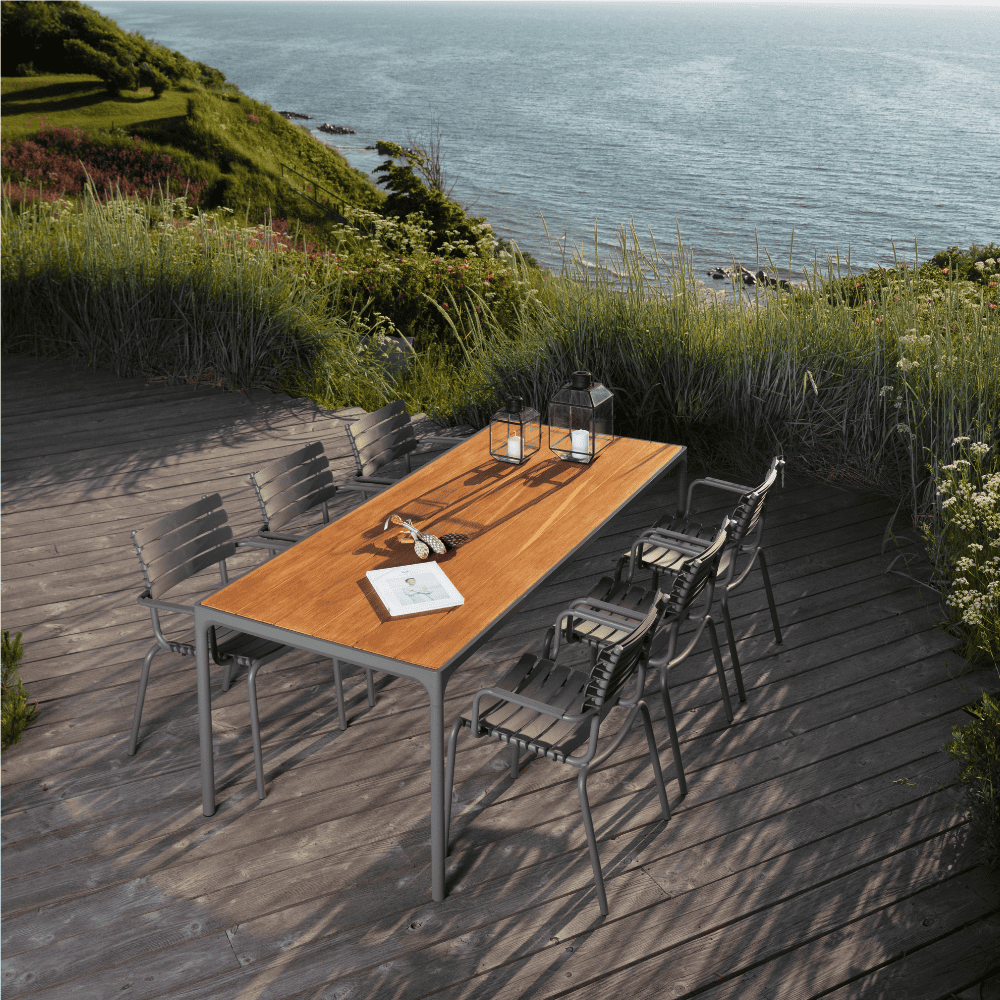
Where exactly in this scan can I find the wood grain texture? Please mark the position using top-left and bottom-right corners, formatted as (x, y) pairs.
(203, 433), (683, 670)
(3, 353), (997, 1000)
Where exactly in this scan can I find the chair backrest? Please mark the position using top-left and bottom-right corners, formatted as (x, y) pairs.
(249, 442), (338, 532)
(727, 457), (784, 549)
(132, 494), (236, 600)
(662, 519), (730, 619)
(584, 597), (665, 713)
(347, 400), (419, 479)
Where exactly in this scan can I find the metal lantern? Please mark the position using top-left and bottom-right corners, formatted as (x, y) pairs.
(489, 396), (541, 466)
(548, 371), (614, 464)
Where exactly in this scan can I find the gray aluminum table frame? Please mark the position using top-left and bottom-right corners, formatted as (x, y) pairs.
(193, 444), (686, 902)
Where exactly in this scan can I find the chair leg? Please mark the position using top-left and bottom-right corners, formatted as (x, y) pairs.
(247, 662), (266, 800)
(577, 768), (609, 916)
(509, 743), (520, 780)
(127, 643), (160, 755)
(658, 669), (687, 796)
(222, 656), (237, 693)
(332, 658), (347, 731)
(365, 668), (376, 708)
(707, 616), (735, 724)
(758, 550), (783, 644)
(719, 595), (746, 703)
(444, 718), (464, 855)
(639, 702), (671, 821)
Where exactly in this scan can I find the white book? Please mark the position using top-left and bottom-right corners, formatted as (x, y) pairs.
(366, 561), (465, 617)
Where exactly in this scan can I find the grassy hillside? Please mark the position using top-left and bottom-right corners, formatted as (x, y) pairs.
(1, 73), (384, 222)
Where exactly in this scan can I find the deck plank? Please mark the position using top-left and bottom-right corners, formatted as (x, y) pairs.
(2, 352), (995, 1000)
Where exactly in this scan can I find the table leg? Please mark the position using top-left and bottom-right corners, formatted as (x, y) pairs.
(425, 673), (446, 902)
(677, 448), (688, 518)
(195, 610), (217, 817)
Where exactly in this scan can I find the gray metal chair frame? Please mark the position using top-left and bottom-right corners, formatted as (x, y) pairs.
(444, 597), (670, 916)
(248, 442), (377, 712)
(129, 494), (289, 761)
(130, 494), (358, 801)
(614, 457), (785, 679)
(566, 518), (735, 753)
(347, 400), (469, 497)
(249, 441), (339, 549)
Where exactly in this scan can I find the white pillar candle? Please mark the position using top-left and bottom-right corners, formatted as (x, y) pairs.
(507, 434), (522, 460)
(571, 428), (590, 459)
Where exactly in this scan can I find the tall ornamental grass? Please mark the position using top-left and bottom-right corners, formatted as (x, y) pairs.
(0, 187), (393, 399)
(448, 226), (999, 499)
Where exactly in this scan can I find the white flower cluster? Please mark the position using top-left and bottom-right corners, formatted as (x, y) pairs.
(931, 441), (1000, 645)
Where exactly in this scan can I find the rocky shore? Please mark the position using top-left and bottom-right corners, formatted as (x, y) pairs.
(707, 265), (791, 290)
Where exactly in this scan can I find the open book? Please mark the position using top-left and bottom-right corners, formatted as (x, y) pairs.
(366, 561), (465, 617)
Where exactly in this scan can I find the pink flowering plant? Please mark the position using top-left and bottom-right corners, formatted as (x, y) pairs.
(1, 124), (206, 205)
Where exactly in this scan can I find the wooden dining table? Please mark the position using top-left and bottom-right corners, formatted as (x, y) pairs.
(194, 427), (686, 901)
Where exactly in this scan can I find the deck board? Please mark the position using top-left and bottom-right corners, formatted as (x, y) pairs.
(2, 352), (997, 1000)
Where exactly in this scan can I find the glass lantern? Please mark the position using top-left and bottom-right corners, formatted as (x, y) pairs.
(489, 396), (541, 465)
(548, 371), (614, 464)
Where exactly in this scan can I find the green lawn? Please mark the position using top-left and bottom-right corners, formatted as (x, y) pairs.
(1, 74), (193, 136)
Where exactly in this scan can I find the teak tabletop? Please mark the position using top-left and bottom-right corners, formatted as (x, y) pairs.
(204, 429), (684, 671)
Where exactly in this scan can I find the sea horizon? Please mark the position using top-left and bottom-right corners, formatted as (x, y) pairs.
(92, 0), (1000, 278)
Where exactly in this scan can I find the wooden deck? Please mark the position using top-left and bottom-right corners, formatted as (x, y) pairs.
(2, 353), (997, 1000)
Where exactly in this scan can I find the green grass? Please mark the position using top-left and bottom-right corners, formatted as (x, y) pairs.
(1, 74), (384, 224)
(0, 189), (394, 398)
(1, 74), (192, 133)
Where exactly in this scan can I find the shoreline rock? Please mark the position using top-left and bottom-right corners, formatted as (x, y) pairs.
(318, 123), (356, 135)
(707, 266), (790, 290)
(279, 111), (312, 120)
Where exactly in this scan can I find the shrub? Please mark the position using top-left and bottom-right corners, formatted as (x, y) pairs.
(1, 629), (38, 753)
(922, 440), (1000, 665)
(2, 0), (225, 88)
(1, 189), (398, 401)
(1, 125), (207, 205)
(945, 692), (1000, 870)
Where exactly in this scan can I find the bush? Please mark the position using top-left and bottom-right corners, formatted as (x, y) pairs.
(2, 0), (225, 88)
(945, 692), (1000, 870)
(1, 629), (38, 753)
(1, 124), (208, 204)
(922, 440), (1000, 665)
(0, 189), (395, 399)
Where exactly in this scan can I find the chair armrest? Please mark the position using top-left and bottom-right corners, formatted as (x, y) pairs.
(563, 602), (645, 627)
(471, 681), (594, 734)
(552, 605), (643, 656)
(684, 476), (753, 515)
(137, 592), (194, 616)
(632, 527), (708, 558)
(423, 434), (470, 446)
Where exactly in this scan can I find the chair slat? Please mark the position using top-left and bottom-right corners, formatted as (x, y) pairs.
(146, 523), (234, 586)
(350, 411), (413, 452)
(132, 493), (224, 549)
(149, 537), (237, 600)
(255, 459), (331, 509)
(266, 483), (338, 532)
(136, 507), (229, 569)
(252, 442), (325, 488)
(358, 437), (419, 478)
(348, 399), (407, 436)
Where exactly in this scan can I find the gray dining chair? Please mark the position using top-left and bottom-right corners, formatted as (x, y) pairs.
(614, 457), (785, 677)
(130, 494), (361, 800)
(562, 517), (734, 793)
(347, 400), (470, 497)
(445, 596), (670, 916)
(248, 441), (376, 712)
(128, 493), (290, 759)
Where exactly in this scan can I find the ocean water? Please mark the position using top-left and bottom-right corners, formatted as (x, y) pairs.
(93, 1), (999, 277)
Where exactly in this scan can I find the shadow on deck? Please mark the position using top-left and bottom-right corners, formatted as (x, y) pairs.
(2, 354), (997, 1000)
